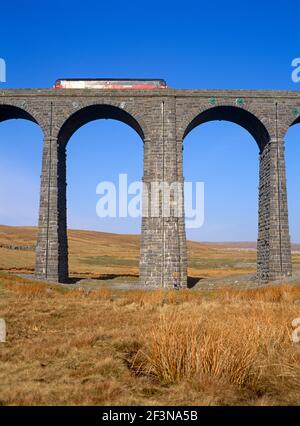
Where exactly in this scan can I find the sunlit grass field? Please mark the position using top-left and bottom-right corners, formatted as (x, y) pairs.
(1, 273), (300, 405)
(1, 225), (300, 406)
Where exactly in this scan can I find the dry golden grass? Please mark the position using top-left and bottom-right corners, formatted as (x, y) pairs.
(1, 272), (300, 406)
(131, 306), (300, 392)
(217, 284), (300, 303)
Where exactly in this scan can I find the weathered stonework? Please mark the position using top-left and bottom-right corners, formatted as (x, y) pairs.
(0, 88), (299, 286)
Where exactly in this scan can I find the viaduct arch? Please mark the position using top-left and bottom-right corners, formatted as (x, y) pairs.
(182, 105), (270, 150)
(0, 88), (299, 287)
(0, 104), (41, 125)
(35, 103), (146, 282)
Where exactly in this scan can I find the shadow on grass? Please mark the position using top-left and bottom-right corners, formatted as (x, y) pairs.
(187, 276), (204, 289)
(67, 273), (139, 284)
(66, 275), (203, 288)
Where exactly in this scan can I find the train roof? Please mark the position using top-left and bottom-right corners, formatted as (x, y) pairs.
(55, 78), (166, 82)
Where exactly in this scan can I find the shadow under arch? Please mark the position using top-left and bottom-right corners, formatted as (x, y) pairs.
(58, 104), (145, 146)
(0, 104), (39, 124)
(289, 115), (300, 128)
(183, 105), (270, 151)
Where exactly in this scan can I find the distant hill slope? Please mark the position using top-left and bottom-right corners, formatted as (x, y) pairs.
(0, 225), (299, 278)
(200, 240), (300, 251)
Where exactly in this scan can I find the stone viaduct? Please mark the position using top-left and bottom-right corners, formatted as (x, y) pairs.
(0, 87), (299, 287)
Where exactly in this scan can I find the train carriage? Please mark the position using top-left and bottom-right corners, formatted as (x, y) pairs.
(53, 78), (167, 89)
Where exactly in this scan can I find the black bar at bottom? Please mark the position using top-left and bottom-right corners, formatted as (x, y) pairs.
(0, 406), (298, 425)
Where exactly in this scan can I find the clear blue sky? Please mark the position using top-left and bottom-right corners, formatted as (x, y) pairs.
(0, 0), (299, 242)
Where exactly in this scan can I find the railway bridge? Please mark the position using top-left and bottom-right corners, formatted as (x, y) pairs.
(1, 87), (299, 287)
